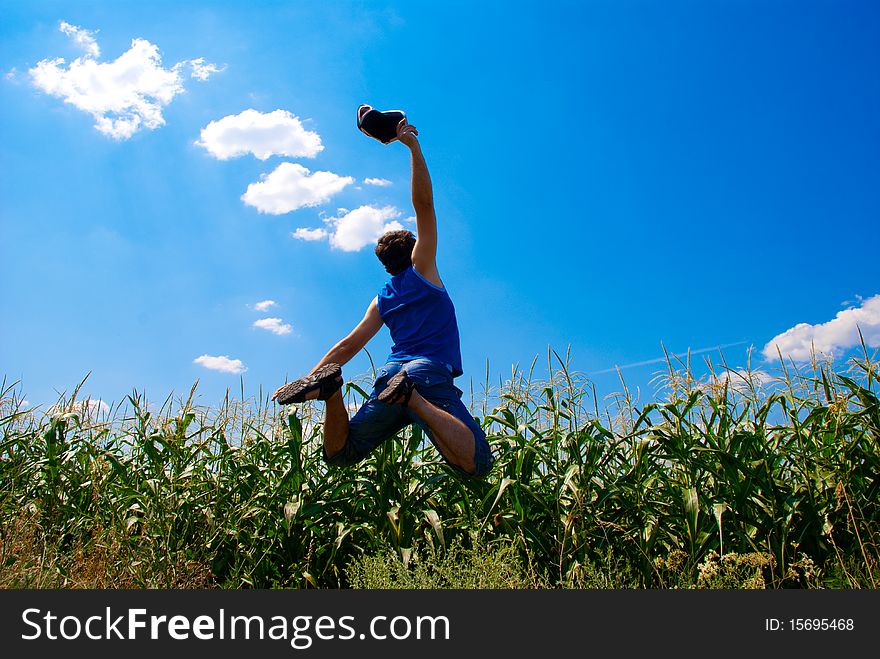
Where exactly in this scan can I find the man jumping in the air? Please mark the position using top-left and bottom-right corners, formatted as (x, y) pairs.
(272, 117), (493, 478)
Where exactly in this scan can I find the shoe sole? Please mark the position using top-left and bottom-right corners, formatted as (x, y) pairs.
(275, 363), (342, 404)
(377, 371), (414, 405)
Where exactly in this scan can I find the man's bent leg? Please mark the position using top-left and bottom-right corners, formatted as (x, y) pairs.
(323, 363), (411, 467)
(380, 359), (493, 477)
(322, 389), (349, 461)
(406, 391), (475, 473)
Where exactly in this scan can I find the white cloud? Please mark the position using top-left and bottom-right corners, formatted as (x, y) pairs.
(364, 177), (392, 187)
(185, 57), (224, 81)
(86, 399), (111, 416)
(193, 354), (247, 374)
(713, 369), (775, 390)
(197, 109), (322, 160)
(59, 21), (100, 58)
(29, 22), (219, 140)
(330, 206), (404, 252)
(253, 317), (293, 335)
(292, 227), (329, 241)
(241, 163), (353, 215)
(292, 205), (405, 252)
(253, 299), (276, 312)
(763, 294), (880, 362)
(48, 398), (111, 419)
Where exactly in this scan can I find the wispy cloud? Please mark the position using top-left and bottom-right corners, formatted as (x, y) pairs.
(187, 57), (225, 81)
(241, 163), (353, 214)
(29, 21), (220, 140)
(253, 299), (276, 312)
(197, 109), (322, 161)
(292, 205), (404, 252)
(253, 317), (292, 335)
(59, 21), (100, 58)
(763, 293), (880, 362)
(292, 227), (329, 241)
(364, 177), (392, 187)
(193, 354), (247, 374)
(591, 341), (749, 375)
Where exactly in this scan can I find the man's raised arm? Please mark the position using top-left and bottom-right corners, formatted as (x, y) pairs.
(397, 121), (442, 287)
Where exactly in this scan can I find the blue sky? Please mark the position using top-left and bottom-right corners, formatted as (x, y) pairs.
(1, 0), (878, 414)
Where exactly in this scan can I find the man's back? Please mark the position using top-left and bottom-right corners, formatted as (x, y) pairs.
(377, 266), (462, 376)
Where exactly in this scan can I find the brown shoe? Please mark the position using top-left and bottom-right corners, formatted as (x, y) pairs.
(273, 363), (343, 404)
(377, 371), (415, 406)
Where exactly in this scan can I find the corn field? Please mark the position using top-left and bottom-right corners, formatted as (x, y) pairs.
(1, 347), (878, 589)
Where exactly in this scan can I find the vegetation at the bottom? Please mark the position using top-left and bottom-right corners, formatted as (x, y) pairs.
(1, 345), (878, 589)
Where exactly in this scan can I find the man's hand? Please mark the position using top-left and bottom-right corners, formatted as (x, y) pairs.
(396, 119), (419, 149)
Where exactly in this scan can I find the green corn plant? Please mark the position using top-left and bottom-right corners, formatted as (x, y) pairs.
(2, 346), (878, 588)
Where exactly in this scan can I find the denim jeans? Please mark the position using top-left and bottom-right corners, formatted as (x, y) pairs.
(324, 359), (494, 478)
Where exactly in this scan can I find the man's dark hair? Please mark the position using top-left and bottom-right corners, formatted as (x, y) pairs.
(375, 229), (416, 275)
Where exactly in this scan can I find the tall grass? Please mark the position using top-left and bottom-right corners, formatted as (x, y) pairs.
(1, 346), (878, 588)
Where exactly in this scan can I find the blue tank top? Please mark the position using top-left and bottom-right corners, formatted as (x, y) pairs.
(376, 266), (463, 377)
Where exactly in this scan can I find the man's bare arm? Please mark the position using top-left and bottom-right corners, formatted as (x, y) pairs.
(396, 121), (442, 287)
(271, 299), (382, 402)
(307, 298), (383, 373)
